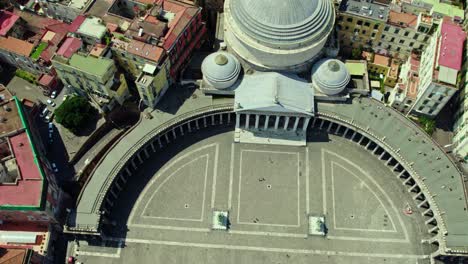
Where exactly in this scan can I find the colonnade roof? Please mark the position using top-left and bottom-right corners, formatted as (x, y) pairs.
(73, 92), (468, 252)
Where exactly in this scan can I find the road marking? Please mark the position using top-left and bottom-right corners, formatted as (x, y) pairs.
(128, 143), (217, 225)
(229, 230), (307, 238)
(237, 149), (300, 227)
(141, 155), (209, 222)
(75, 242), (122, 259)
(105, 237), (428, 259)
(305, 148), (310, 215)
(331, 161), (397, 232)
(327, 235), (407, 243)
(211, 144), (219, 209)
(325, 150), (410, 241)
(321, 149), (327, 215)
(228, 143), (235, 210)
(128, 224), (210, 232)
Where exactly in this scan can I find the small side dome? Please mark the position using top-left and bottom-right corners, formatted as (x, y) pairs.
(202, 52), (241, 89)
(311, 59), (350, 95)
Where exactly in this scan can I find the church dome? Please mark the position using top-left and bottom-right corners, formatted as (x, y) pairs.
(224, 0), (335, 72)
(202, 52), (241, 89)
(311, 59), (350, 95)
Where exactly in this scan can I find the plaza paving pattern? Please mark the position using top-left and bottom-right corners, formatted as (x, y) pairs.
(74, 128), (436, 264)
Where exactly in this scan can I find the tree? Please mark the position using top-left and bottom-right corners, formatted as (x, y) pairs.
(55, 96), (98, 134)
(418, 116), (436, 135)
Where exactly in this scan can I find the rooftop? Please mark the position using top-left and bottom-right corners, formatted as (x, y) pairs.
(373, 54), (391, 67)
(388, 11), (418, 29)
(438, 18), (466, 71)
(127, 39), (164, 62)
(0, 10), (20, 37)
(345, 60), (367, 76)
(0, 37), (34, 57)
(341, 0), (390, 22)
(0, 97), (45, 210)
(77, 17), (107, 40)
(69, 15), (86, 33)
(0, 248), (31, 264)
(56, 37), (82, 58)
(68, 53), (113, 77)
(419, 0), (465, 20)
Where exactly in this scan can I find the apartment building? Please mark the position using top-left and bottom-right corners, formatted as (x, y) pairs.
(52, 52), (129, 112)
(376, 11), (433, 59)
(401, 0), (464, 22)
(0, 86), (65, 262)
(41, 0), (95, 22)
(108, 0), (206, 108)
(405, 18), (465, 118)
(337, 0), (389, 54)
(388, 52), (421, 114)
(451, 6), (468, 161)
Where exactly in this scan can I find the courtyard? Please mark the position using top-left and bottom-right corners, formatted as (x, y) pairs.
(71, 128), (435, 264)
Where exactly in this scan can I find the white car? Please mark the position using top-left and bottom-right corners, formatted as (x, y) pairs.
(51, 163), (58, 173)
(46, 99), (56, 107)
(51, 91), (57, 99)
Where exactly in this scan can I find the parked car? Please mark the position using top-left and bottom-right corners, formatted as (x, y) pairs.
(51, 90), (57, 99)
(51, 163), (58, 173)
(46, 99), (56, 107)
(40, 107), (50, 118)
(48, 122), (53, 132)
(45, 113), (54, 122)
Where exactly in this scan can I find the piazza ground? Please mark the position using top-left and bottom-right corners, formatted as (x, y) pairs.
(72, 126), (437, 264)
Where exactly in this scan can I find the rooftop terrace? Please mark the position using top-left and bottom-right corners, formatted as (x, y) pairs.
(341, 0), (390, 22)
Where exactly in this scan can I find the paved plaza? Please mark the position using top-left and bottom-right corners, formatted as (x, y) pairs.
(72, 128), (436, 264)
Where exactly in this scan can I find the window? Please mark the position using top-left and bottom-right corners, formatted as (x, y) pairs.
(357, 20), (363, 25)
(364, 22), (370, 27)
(384, 26), (389, 31)
(424, 36), (429, 42)
(378, 42), (382, 46)
(371, 32), (376, 38)
(338, 16), (343, 21)
(390, 37), (395, 42)
(413, 33), (419, 40)
(396, 47), (400, 51)
(354, 28), (360, 33)
(388, 44), (392, 49)
(347, 17), (353, 22)
(374, 24), (379, 30)
(423, 100), (429, 104)
(362, 30), (367, 34)
(409, 42), (414, 47)
(394, 29), (400, 34)
(428, 93), (434, 98)
(345, 26), (349, 30)
(381, 34), (386, 39)
(404, 31), (409, 37)
(399, 39), (405, 44)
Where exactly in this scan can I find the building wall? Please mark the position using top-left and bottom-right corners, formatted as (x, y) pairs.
(137, 58), (171, 108)
(0, 50), (45, 74)
(168, 11), (206, 78)
(53, 58), (116, 99)
(336, 13), (384, 52)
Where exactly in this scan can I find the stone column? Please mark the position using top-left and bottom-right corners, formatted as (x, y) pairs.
(264, 115), (270, 130)
(293, 117), (300, 131)
(283, 116), (290, 130)
(302, 117), (310, 131)
(236, 114), (240, 128)
(255, 115), (260, 129)
(245, 114), (250, 129)
(274, 116), (280, 130)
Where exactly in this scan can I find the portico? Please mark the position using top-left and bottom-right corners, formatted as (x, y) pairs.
(234, 72), (315, 146)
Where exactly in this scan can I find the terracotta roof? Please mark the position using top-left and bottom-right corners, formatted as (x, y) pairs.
(56, 37), (82, 58)
(388, 11), (418, 29)
(0, 248), (28, 264)
(69, 15), (86, 33)
(373, 54), (391, 67)
(0, 37), (34, 57)
(0, 10), (20, 37)
(438, 18), (466, 71)
(127, 39), (164, 62)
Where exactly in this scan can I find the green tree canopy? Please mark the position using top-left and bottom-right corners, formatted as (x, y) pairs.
(55, 96), (98, 134)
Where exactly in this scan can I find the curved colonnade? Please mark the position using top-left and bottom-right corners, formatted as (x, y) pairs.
(74, 102), (465, 260)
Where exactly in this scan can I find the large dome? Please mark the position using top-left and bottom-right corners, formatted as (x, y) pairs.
(202, 52), (241, 89)
(312, 59), (350, 95)
(224, 0), (335, 72)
